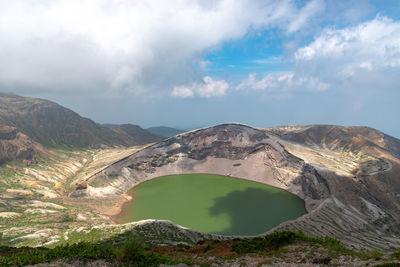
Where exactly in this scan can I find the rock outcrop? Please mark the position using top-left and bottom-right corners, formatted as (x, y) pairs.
(0, 124), (47, 165)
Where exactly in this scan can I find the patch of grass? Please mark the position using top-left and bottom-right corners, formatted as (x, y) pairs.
(0, 236), (190, 267)
(374, 263), (400, 267)
(393, 248), (400, 260)
(0, 242), (115, 266)
(232, 230), (359, 257)
(202, 244), (213, 253)
(232, 231), (301, 253)
(257, 259), (272, 266)
(371, 249), (383, 260)
(115, 236), (169, 266)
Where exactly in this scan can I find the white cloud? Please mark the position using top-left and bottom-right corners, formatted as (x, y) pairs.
(237, 72), (329, 93)
(172, 86), (194, 98)
(198, 77), (229, 98)
(239, 16), (400, 96)
(172, 76), (228, 98)
(287, 0), (325, 33)
(0, 0), (323, 95)
(295, 16), (400, 79)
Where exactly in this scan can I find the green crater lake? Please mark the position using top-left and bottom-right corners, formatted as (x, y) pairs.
(114, 174), (306, 236)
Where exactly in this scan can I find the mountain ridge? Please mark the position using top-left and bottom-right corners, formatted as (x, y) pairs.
(0, 92), (159, 149)
(76, 122), (400, 250)
(146, 126), (185, 138)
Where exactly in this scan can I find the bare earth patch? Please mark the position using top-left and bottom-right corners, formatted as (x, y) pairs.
(0, 212), (21, 218)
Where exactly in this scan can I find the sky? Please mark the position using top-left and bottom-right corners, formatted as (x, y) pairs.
(1, 0), (400, 137)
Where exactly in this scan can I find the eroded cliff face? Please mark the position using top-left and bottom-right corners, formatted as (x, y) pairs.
(0, 124), (47, 166)
(73, 123), (400, 250)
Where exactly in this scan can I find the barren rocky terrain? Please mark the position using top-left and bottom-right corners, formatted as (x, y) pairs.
(77, 123), (400, 251)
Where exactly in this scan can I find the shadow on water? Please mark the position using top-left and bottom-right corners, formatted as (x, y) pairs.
(208, 187), (306, 236)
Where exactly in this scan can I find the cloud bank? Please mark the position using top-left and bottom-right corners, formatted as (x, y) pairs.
(0, 0), (323, 95)
(238, 16), (400, 95)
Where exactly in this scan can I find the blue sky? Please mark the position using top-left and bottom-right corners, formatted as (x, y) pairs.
(1, 0), (400, 137)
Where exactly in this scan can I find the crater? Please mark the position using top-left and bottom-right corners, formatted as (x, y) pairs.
(113, 174), (306, 236)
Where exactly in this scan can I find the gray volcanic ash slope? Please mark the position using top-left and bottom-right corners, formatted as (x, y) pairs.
(77, 123), (400, 250)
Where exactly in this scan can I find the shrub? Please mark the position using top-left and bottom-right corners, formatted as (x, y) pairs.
(202, 244), (213, 253)
(232, 231), (300, 254)
(0, 243), (115, 267)
(374, 263), (400, 267)
(0, 237), (172, 267)
(392, 248), (400, 260)
(231, 231), (353, 256)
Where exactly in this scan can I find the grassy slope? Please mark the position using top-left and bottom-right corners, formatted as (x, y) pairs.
(0, 146), (140, 248)
(1, 231), (400, 266)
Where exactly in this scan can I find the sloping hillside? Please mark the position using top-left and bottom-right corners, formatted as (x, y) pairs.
(266, 124), (400, 158)
(146, 126), (185, 138)
(0, 93), (156, 147)
(111, 124), (162, 145)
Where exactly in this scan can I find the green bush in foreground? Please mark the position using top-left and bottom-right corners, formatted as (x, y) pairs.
(374, 263), (400, 267)
(114, 236), (173, 266)
(0, 238), (181, 267)
(232, 231), (352, 255)
(1, 231), (398, 266)
(0, 243), (115, 267)
(393, 248), (400, 260)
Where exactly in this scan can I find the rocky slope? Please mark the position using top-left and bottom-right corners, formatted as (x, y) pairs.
(76, 123), (400, 250)
(266, 124), (400, 158)
(0, 92), (157, 147)
(0, 123), (48, 166)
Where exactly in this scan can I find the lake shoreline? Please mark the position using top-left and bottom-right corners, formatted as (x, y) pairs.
(106, 193), (133, 224)
(112, 173), (308, 222)
(111, 174), (307, 235)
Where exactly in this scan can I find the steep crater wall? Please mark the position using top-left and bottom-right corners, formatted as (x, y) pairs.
(74, 123), (400, 250)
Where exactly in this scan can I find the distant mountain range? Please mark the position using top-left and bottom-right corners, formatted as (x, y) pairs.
(111, 124), (162, 144)
(146, 126), (185, 138)
(0, 92), (160, 164)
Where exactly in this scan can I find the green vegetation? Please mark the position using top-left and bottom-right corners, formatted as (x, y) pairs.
(115, 174), (306, 235)
(0, 237), (187, 267)
(393, 248), (400, 259)
(1, 231), (399, 266)
(232, 230), (366, 257)
(0, 243), (115, 266)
